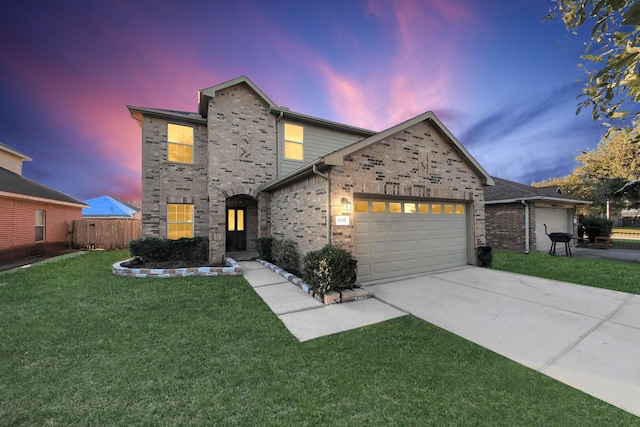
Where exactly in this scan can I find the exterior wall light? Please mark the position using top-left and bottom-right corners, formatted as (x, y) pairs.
(341, 198), (352, 213)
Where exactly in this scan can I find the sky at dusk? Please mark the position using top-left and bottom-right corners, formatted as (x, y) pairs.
(0, 0), (605, 202)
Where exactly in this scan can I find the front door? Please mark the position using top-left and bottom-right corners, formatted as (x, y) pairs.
(226, 208), (246, 251)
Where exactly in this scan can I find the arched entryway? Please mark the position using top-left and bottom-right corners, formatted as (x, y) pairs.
(225, 194), (258, 252)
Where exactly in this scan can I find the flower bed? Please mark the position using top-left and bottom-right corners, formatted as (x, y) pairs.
(257, 259), (373, 304)
(112, 257), (242, 278)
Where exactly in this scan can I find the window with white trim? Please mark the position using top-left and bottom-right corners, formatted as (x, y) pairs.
(167, 204), (193, 239)
(168, 123), (193, 163)
(35, 209), (45, 241)
(284, 123), (304, 160)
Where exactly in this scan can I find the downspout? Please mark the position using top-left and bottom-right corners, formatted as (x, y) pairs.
(521, 200), (530, 254)
(313, 163), (331, 246)
(275, 111), (284, 177)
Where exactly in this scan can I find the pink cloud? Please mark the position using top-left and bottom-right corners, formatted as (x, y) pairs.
(315, 0), (478, 131)
(0, 21), (223, 200)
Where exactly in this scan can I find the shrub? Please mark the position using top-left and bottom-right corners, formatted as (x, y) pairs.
(303, 245), (357, 297)
(129, 236), (209, 263)
(581, 217), (613, 243)
(255, 237), (274, 262)
(272, 239), (299, 272)
(129, 237), (167, 261)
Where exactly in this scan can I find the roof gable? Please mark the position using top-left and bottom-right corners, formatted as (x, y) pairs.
(0, 142), (32, 162)
(323, 111), (494, 186)
(198, 76), (277, 117)
(0, 142), (32, 175)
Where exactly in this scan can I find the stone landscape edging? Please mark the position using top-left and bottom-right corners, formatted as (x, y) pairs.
(112, 257), (242, 278)
(257, 259), (373, 305)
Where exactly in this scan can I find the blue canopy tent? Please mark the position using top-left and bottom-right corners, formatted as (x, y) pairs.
(82, 195), (138, 218)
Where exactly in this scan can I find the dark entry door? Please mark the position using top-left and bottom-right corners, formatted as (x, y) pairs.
(226, 208), (246, 251)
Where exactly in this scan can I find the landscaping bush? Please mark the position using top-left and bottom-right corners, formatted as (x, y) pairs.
(255, 237), (274, 262)
(129, 236), (209, 263)
(581, 217), (613, 243)
(271, 239), (299, 273)
(129, 237), (168, 261)
(303, 245), (357, 296)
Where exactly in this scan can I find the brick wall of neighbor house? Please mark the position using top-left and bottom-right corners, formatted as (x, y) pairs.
(206, 84), (277, 262)
(329, 121), (486, 254)
(485, 203), (523, 251)
(270, 174), (328, 265)
(0, 197), (81, 262)
(140, 116), (209, 239)
(485, 203), (537, 251)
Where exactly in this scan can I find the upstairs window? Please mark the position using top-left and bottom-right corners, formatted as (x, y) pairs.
(168, 123), (193, 163)
(167, 204), (193, 239)
(284, 123), (304, 161)
(35, 209), (45, 241)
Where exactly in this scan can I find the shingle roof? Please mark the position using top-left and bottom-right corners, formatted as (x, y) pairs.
(485, 176), (590, 204)
(126, 105), (206, 123)
(0, 166), (87, 207)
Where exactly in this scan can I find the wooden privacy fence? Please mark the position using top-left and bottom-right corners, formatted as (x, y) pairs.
(68, 219), (142, 250)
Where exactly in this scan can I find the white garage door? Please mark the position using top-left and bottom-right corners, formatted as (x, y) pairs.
(354, 198), (468, 282)
(535, 207), (571, 252)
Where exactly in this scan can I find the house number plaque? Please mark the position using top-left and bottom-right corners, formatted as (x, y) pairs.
(335, 215), (350, 226)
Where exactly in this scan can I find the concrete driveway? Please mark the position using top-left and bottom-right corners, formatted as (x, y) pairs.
(368, 266), (640, 417)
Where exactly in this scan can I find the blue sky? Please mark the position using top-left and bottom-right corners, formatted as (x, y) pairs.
(0, 0), (604, 202)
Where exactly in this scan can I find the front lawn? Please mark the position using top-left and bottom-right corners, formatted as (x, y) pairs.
(493, 250), (640, 294)
(1, 250), (637, 425)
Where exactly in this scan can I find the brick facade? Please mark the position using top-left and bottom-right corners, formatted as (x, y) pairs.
(328, 121), (486, 254)
(0, 197), (82, 262)
(140, 116), (209, 239)
(134, 77), (491, 270)
(206, 85), (277, 261)
(270, 174), (328, 263)
(266, 120), (487, 266)
(485, 202), (536, 252)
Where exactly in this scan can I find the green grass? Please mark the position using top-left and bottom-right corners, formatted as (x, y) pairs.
(1, 251), (639, 425)
(493, 250), (640, 294)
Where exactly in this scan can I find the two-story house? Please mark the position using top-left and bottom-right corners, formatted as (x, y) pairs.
(0, 142), (87, 264)
(128, 76), (493, 282)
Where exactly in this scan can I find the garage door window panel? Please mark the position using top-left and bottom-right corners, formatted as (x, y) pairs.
(354, 200), (369, 213)
(372, 202), (386, 213)
(388, 202), (402, 213)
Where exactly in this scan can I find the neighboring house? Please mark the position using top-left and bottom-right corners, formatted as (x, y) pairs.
(128, 76), (494, 282)
(484, 177), (591, 253)
(83, 195), (140, 219)
(0, 142), (87, 263)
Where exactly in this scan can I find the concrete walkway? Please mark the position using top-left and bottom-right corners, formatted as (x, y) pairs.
(239, 261), (407, 342)
(241, 260), (640, 417)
